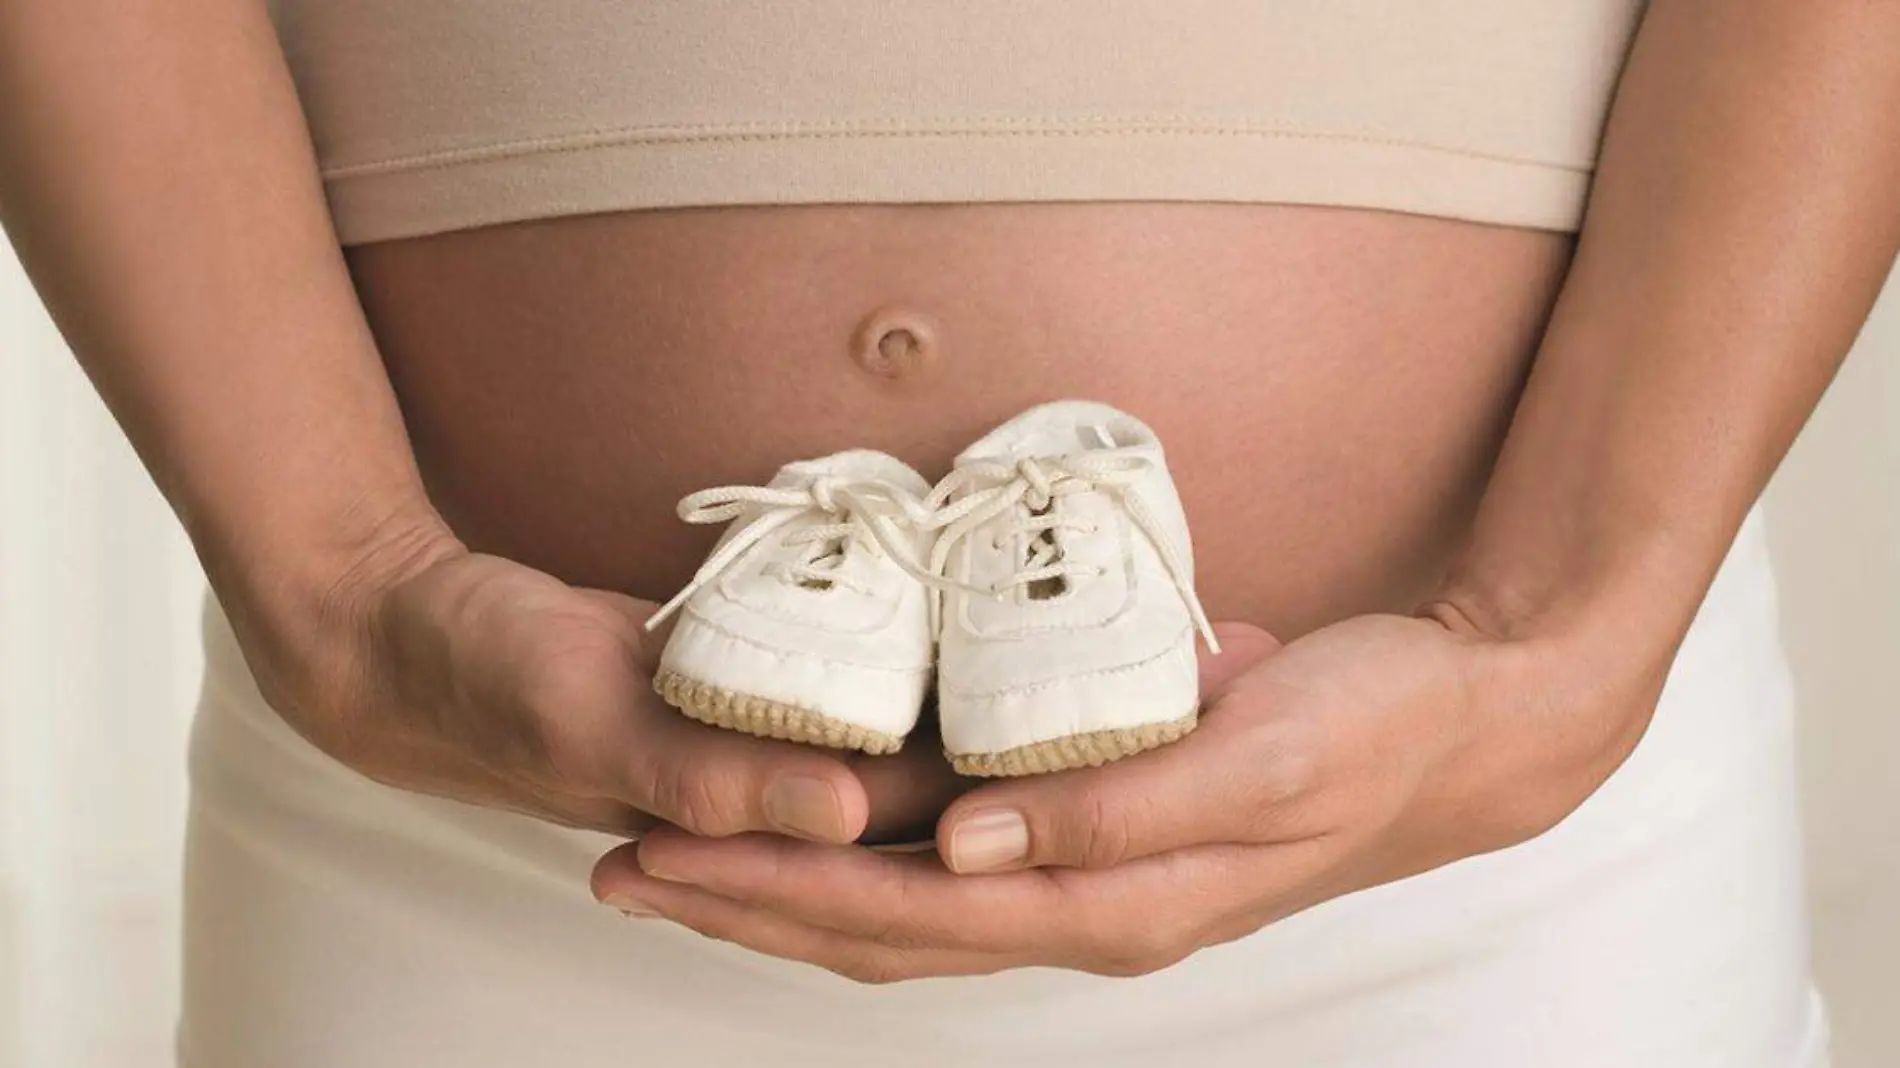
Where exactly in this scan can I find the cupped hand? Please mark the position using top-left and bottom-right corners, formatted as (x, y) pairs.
(243, 540), (877, 844)
(591, 609), (1661, 981)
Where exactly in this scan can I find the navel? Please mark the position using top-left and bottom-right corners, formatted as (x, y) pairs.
(851, 307), (940, 381)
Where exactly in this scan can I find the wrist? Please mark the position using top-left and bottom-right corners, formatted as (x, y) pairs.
(203, 485), (466, 720)
(1424, 514), (1720, 683)
(1417, 539), (1709, 841)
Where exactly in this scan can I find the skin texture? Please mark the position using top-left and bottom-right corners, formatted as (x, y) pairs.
(0, 0), (878, 847)
(587, 0), (1900, 978)
(3, 0), (1897, 987)
(345, 202), (1567, 637)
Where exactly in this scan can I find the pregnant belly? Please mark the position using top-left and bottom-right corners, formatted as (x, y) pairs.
(345, 202), (1571, 639)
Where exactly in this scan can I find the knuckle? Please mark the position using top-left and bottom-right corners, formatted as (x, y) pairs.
(1079, 908), (1200, 978)
(1123, 924), (1189, 968)
(1238, 727), (1327, 836)
(515, 636), (632, 786)
(1068, 787), (1136, 868)
(1255, 740), (1321, 809)
(651, 762), (749, 837)
(532, 708), (604, 788)
(857, 909), (915, 950)
(1090, 954), (1167, 979)
(859, 872), (952, 952)
(520, 632), (625, 717)
(1095, 932), (1196, 978)
(1486, 781), (1583, 848)
(1089, 958), (1146, 978)
(832, 950), (916, 986)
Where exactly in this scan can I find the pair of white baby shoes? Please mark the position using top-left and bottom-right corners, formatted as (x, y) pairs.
(643, 401), (1220, 777)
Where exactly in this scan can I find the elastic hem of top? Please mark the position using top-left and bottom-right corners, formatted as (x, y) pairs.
(320, 124), (1594, 245)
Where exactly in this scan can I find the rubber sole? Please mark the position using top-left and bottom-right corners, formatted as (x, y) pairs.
(654, 670), (906, 755)
(947, 710), (1198, 777)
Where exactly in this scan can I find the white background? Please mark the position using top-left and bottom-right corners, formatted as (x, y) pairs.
(2, 238), (1895, 1067)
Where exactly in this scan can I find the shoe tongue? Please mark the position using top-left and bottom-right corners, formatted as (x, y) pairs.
(774, 449), (929, 497)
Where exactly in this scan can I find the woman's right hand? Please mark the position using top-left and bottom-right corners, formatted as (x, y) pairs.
(235, 531), (877, 844)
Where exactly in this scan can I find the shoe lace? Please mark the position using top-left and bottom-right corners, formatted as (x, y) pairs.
(644, 477), (932, 631)
(920, 452), (1221, 653)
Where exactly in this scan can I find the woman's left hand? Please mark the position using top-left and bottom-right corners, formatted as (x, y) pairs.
(591, 609), (1662, 982)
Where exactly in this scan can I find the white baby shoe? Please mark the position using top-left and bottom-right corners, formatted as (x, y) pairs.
(926, 401), (1219, 776)
(645, 451), (935, 755)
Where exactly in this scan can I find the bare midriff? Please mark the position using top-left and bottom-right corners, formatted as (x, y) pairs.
(346, 203), (1572, 639)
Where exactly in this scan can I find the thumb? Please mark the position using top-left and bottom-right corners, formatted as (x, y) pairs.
(621, 710), (874, 843)
(938, 622), (1282, 874)
(576, 587), (672, 676)
(570, 587), (871, 844)
(1200, 621), (1281, 692)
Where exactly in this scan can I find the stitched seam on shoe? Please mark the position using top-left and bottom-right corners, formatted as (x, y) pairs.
(679, 608), (933, 674)
(940, 626), (1195, 699)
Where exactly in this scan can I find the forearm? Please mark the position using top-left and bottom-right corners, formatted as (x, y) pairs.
(1440, 0), (1900, 668)
(0, 0), (455, 637)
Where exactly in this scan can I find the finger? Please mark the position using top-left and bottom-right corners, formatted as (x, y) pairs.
(938, 623), (1298, 873)
(601, 830), (1067, 953)
(575, 588), (670, 676)
(509, 624), (871, 843)
(621, 706), (873, 843)
(1200, 621), (1280, 690)
(600, 830), (1265, 973)
(591, 860), (1015, 983)
(611, 596), (872, 843)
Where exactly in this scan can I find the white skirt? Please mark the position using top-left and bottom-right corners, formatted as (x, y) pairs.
(177, 512), (1831, 1067)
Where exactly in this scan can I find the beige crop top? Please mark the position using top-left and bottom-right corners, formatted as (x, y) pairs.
(266, 1), (1650, 247)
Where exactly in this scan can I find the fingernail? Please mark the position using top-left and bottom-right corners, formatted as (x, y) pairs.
(947, 809), (1029, 874)
(639, 858), (691, 884)
(601, 893), (658, 919)
(764, 775), (847, 841)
